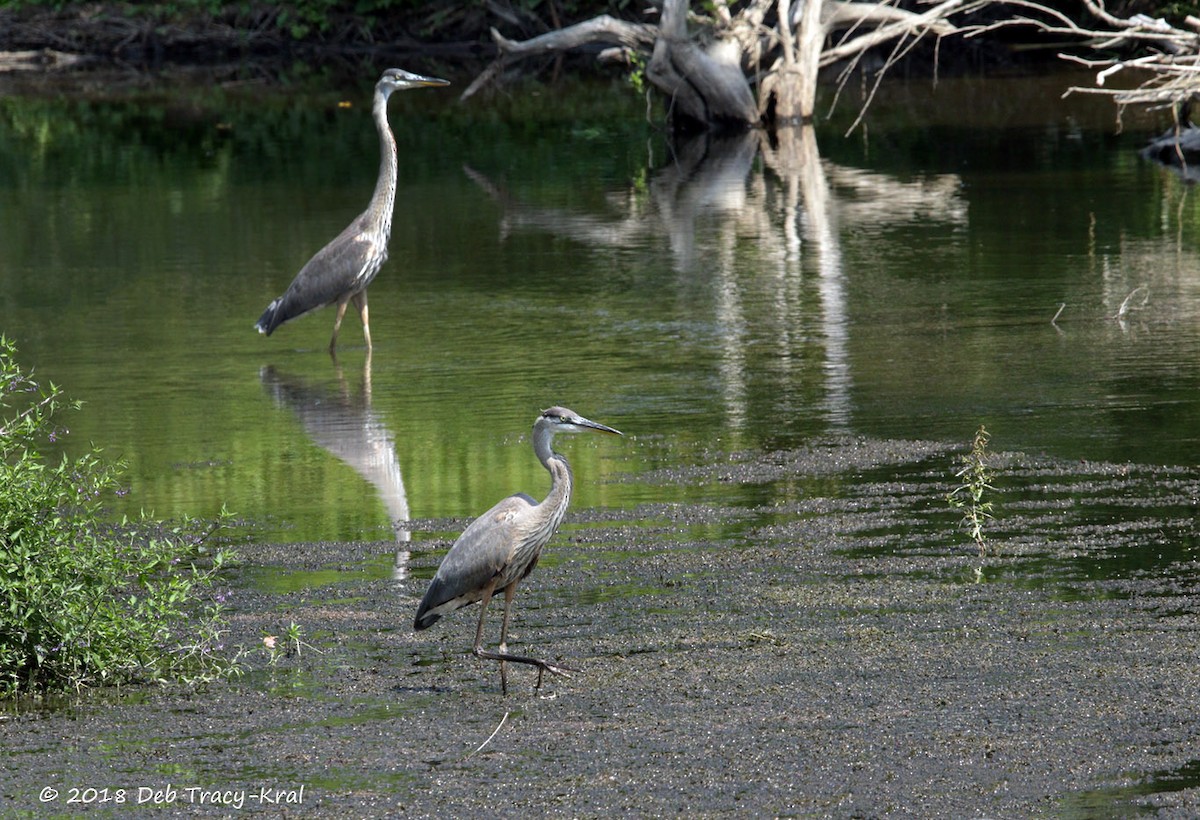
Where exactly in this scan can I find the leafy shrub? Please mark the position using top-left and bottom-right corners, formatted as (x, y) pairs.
(0, 337), (241, 698)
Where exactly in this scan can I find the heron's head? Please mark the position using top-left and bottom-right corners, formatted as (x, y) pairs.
(377, 68), (450, 95)
(537, 406), (623, 438)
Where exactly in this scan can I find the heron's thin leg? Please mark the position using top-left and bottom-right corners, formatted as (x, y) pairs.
(472, 579), (504, 694)
(498, 581), (517, 651)
(329, 297), (351, 353)
(352, 290), (372, 351)
(362, 348), (373, 399)
(471, 579), (575, 694)
(496, 582), (520, 694)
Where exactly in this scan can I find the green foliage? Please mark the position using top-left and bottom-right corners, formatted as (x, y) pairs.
(274, 0), (338, 39)
(0, 336), (242, 698)
(1157, 1), (1200, 23)
(626, 49), (647, 96)
(947, 425), (995, 557)
(261, 621), (318, 666)
(260, 0), (447, 39)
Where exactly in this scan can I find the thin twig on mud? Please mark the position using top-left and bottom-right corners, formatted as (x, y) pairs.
(462, 711), (510, 761)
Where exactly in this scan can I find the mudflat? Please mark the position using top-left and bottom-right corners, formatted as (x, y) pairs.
(3, 436), (1199, 816)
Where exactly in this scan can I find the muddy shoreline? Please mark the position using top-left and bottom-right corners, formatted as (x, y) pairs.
(3, 436), (1200, 816)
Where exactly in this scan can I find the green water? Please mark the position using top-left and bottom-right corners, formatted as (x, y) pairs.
(1, 69), (1196, 544)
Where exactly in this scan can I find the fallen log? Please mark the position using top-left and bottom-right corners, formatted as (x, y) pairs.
(0, 48), (89, 72)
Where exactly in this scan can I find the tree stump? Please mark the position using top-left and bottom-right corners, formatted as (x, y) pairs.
(646, 0), (759, 131)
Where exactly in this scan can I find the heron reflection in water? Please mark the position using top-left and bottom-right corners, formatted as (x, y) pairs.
(260, 361), (412, 579)
(414, 407), (622, 694)
(255, 68), (449, 353)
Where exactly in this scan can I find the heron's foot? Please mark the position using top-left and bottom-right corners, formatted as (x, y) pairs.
(474, 648), (576, 692)
(538, 659), (577, 678)
(533, 659), (579, 692)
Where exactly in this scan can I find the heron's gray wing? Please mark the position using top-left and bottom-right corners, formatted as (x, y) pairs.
(257, 217), (384, 333)
(413, 493), (536, 630)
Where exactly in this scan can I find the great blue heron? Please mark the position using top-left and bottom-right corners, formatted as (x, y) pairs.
(255, 68), (449, 353)
(414, 406), (622, 693)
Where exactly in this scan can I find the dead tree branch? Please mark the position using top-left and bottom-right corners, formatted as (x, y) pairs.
(820, 0), (964, 67)
(464, 0), (1200, 132)
(468, 0), (977, 129)
(489, 15), (657, 57)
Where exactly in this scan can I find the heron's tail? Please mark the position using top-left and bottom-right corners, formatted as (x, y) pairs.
(255, 298), (283, 336)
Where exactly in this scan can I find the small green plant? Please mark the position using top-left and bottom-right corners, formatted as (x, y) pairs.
(626, 49), (647, 95)
(0, 336), (242, 698)
(947, 425), (995, 557)
(261, 621), (318, 665)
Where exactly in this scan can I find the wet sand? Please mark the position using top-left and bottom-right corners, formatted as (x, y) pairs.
(3, 437), (1200, 816)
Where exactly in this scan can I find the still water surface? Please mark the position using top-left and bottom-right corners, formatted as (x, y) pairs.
(0, 70), (1196, 544)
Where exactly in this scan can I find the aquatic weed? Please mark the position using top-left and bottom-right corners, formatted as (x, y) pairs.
(947, 424), (995, 558)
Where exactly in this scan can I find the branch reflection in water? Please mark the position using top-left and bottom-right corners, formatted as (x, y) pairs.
(464, 126), (966, 432)
(260, 358), (411, 578)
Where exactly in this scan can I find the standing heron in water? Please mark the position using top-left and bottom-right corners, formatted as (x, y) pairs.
(414, 407), (622, 694)
(255, 68), (449, 353)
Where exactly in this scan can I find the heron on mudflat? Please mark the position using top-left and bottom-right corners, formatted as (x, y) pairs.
(414, 407), (622, 694)
(255, 68), (449, 353)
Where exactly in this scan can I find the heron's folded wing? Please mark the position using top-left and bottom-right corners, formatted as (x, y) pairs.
(414, 493), (536, 627)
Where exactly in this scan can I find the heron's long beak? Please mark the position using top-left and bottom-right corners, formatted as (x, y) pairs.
(575, 416), (622, 437)
(410, 73), (450, 88)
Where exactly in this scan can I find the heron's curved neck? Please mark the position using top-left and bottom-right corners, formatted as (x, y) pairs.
(534, 426), (574, 526)
(367, 88), (398, 238)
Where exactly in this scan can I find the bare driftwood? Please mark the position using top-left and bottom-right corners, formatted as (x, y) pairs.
(459, 16), (656, 102)
(491, 15), (655, 56)
(822, 2), (957, 35)
(0, 49), (89, 71)
(471, 0), (970, 130)
(962, 0), (1200, 120)
(646, 0), (758, 128)
(469, 0), (1200, 133)
(755, 0), (821, 124)
(819, 0), (963, 68)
